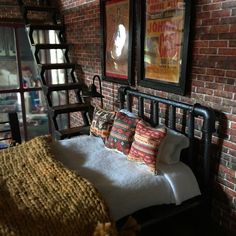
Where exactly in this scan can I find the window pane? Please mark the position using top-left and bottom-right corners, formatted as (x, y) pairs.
(0, 27), (19, 90)
(24, 91), (49, 139)
(18, 28), (41, 89)
(0, 112), (23, 149)
(0, 92), (20, 113)
(0, 112), (11, 148)
(24, 90), (47, 114)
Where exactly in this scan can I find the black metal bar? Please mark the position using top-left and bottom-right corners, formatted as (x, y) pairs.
(127, 89), (193, 111)
(138, 97), (144, 118)
(8, 112), (21, 145)
(127, 94), (132, 112)
(188, 110), (195, 169)
(153, 101), (159, 126)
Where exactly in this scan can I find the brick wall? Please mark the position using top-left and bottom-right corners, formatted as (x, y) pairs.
(59, 0), (236, 234)
(0, 0), (21, 20)
(1, 0), (235, 234)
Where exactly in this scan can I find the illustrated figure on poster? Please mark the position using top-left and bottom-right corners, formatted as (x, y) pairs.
(110, 7), (128, 61)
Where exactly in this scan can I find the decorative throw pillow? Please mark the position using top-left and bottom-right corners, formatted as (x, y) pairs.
(158, 128), (189, 164)
(105, 111), (139, 155)
(90, 107), (116, 141)
(128, 120), (166, 174)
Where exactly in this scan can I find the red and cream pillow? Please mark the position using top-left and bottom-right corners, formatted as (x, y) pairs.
(128, 120), (167, 174)
(90, 107), (116, 141)
(105, 111), (139, 155)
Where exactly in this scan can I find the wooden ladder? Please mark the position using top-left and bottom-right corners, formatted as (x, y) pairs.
(17, 0), (91, 139)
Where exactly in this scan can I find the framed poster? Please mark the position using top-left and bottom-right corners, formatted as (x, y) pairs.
(100, 0), (135, 85)
(137, 0), (191, 95)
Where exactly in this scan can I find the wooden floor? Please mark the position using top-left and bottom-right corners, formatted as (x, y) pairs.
(139, 210), (227, 236)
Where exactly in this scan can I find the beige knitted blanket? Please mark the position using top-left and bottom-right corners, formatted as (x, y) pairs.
(0, 136), (117, 236)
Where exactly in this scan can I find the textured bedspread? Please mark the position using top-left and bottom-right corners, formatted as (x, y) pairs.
(0, 136), (116, 236)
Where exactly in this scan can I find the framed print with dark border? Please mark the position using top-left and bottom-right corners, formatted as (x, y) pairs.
(137, 0), (191, 95)
(100, 0), (135, 85)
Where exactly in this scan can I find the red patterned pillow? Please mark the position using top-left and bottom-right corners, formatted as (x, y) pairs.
(90, 107), (116, 141)
(105, 111), (139, 155)
(128, 120), (166, 174)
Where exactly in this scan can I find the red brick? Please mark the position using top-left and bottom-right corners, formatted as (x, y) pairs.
(225, 71), (236, 78)
(212, 9), (231, 18)
(209, 40), (228, 47)
(192, 67), (206, 75)
(199, 48), (217, 54)
(224, 85), (236, 93)
(219, 32), (236, 40)
(226, 175), (236, 185)
(219, 48), (236, 56)
(196, 0), (211, 5)
(206, 68), (225, 76)
(219, 164), (236, 178)
(233, 9), (236, 16)
(202, 18), (220, 26)
(224, 187), (236, 198)
(205, 95), (222, 104)
(205, 82), (224, 90)
(196, 87), (213, 95)
(230, 25), (236, 33)
(226, 114), (236, 123)
(193, 40), (209, 47)
(203, 3), (221, 11)
(222, 1), (236, 9)
(210, 25), (230, 33)
(229, 41), (236, 47)
(223, 140), (236, 152)
(221, 17), (236, 24)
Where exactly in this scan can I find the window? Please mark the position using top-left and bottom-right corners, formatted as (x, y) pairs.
(0, 24), (49, 144)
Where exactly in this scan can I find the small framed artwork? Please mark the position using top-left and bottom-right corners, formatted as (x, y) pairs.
(100, 0), (135, 85)
(137, 0), (191, 95)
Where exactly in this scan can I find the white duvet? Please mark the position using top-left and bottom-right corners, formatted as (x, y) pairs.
(52, 135), (201, 221)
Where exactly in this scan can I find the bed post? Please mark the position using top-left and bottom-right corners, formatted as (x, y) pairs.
(193, 105), (216, 190)
(118, 86), (130, 109)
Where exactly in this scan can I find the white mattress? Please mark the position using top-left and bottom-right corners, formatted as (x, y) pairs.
(52, 135), (201, 221)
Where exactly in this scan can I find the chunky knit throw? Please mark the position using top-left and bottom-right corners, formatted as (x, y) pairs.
(0, 136), (117, 236)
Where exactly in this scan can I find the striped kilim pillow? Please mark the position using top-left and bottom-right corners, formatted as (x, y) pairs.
(90, 107), (116, 141)
(105, 111), (139, 155)
(128, 120), (167, 174)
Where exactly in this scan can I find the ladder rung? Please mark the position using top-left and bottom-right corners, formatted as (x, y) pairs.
(43, 83), (84, 92)
(51, 103), (91, 115)
(24, 5), (57, 12)
(33, 43), (69, 50)
(39, 63), (75, 70)
(27, 24), (64, 31)
(55, 126), (90, 139)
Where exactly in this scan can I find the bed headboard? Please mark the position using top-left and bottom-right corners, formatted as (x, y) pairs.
(118, 86), (216, 195)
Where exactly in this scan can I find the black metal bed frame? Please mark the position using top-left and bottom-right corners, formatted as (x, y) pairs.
(117, 87), (216, 229)
(1, 89), (216, 230)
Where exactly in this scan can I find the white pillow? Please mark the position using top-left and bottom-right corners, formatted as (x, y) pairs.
(158, 129), (189, 164)
(119, 109), (138, 118)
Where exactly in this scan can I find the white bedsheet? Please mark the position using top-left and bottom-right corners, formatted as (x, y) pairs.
(52, 135), (201, 221)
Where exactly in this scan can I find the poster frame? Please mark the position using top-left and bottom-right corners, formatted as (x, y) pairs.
(100, 0), (135, 85)
(137, 0), (191, 95)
